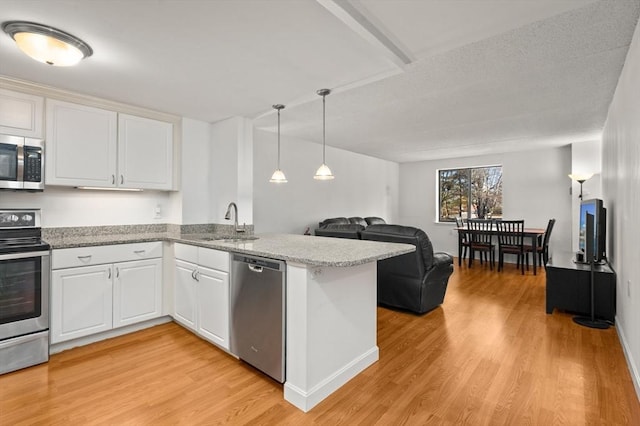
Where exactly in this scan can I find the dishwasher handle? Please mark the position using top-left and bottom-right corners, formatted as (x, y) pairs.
(248, 264), (263, 273)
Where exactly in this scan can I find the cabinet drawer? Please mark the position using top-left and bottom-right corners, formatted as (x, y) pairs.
(199, 248), (229, 272)
(52, 242), (162, 269)
(174, 243), (198, 264)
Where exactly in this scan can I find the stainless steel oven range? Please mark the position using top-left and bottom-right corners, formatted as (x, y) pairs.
(0, 209), (50, 375)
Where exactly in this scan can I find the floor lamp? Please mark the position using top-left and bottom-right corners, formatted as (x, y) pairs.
(568, 173), (593, 199)
(572, 212), (609, 329)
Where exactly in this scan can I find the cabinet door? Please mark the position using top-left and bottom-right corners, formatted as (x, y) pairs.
(51, 265), (113, 344)
(46, 99), (117, 187)
(197, 266), (229, 350)
(113, 258), (162, 328)
(118, 114), (173, 190)
(174, 259), (197, 331)
(0, 89), (43, 138)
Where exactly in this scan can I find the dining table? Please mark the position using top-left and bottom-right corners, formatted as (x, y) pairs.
(455, 225), (546, 274)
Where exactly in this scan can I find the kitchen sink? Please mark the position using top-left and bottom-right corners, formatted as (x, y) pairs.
(192, 235), (259, 242)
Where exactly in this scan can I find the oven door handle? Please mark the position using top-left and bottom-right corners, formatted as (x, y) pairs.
(0, 250), (50, 261)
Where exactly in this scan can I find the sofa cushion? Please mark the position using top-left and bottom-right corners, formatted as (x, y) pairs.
(315, 224), (364, 239)
(348, 217), (368, 227)
(365, 217), (386, 225)
(318, 217), (349, 228)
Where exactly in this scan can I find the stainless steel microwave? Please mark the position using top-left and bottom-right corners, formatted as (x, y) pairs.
(0, 134), (44, 191)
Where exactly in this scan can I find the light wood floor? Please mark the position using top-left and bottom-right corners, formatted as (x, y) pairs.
(2, 261), (639, 425)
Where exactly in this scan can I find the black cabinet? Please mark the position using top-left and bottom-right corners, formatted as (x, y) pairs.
(545, 251), (616, 322)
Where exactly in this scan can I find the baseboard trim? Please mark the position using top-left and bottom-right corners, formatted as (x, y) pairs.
(50, 316), (172, 354)
(284, 346), (379, 412)
(616, 316), (640, 402)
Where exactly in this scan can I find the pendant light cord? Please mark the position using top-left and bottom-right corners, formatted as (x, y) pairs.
(277, 107), (281, 169)
(322, 93), (326, 164)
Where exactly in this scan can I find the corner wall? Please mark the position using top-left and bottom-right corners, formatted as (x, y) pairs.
(602, 13), (640, 399)
(253, 129), (399, 234)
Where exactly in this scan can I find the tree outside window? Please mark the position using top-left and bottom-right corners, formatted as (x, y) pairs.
(438, 166), (502, 222)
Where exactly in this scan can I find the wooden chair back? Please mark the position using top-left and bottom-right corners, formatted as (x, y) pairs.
(496, 220), (525, 247)
(467, 219), (494, 245)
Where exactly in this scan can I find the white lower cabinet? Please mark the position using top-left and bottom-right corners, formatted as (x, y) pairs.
(174, 259), (197, 330)
(113, 258), (162, 328)
(196, 266), (229, 348)
(173, 244), (229, 350)
(52, 265), (113, 343)
(51, 243), (163, 344)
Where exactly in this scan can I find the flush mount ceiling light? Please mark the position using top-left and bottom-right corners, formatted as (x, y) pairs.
(2, 21), (93, 66)
(314, 88), (334, 180)
(270, 104), (288, 183)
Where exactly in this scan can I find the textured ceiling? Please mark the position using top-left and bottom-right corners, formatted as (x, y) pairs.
(1, 0), (638, 162)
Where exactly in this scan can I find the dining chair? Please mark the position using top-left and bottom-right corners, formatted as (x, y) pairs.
(526, 218), (556, 270)
(496, 220), (526, 274)
(455, 217), (470, 267)
(467, 219), (495, 269)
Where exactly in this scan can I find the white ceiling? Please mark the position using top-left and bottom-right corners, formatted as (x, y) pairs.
(0, 0), (638, 162)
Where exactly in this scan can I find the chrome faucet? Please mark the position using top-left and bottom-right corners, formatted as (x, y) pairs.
(225, 202), (245, 233)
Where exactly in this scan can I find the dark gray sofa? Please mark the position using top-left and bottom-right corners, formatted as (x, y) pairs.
(314, 216), (386, 239)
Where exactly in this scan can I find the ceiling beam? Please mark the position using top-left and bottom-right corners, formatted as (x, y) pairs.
(316, 0), (414, 69)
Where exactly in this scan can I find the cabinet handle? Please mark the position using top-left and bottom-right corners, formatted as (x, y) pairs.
(191, 270), (196, 280)
(111, 175), (115, 185)
(194, 271), (200, 282)
(134, 250), (146, 255)
(77, 255), (92, 261)
(116, 267), (120, 278)
(120, 175), (124, 184)
(108, 268), (111, 279)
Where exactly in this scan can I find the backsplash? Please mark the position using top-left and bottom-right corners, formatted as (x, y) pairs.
(42, 223), (254, 240)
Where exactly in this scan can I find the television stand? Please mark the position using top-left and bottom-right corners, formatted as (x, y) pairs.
(545, 251), (616, 322)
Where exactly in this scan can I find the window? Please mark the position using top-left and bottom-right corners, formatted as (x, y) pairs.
(438, 165), (502, 222)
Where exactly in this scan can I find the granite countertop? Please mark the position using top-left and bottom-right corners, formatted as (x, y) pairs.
(44, 228), (414, 267)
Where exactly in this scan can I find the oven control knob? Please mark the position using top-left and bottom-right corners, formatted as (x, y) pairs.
(10, 214), (19, 222)
(22, 214), (33, 222)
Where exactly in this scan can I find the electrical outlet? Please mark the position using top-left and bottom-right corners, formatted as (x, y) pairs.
(628, 280), (631, 298)
(153, 204), (162, 219)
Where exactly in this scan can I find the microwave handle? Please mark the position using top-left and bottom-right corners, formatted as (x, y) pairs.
(16, 143), (24, 182)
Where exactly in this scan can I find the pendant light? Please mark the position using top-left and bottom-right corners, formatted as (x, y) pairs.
(2, 21), (93, 66)
(314, 88), (335, 180)
(269, 104), (288, 183)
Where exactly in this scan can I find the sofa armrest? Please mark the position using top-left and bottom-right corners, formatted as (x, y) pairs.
(433, 252), (453, 268)
(425, 252), (454, 282)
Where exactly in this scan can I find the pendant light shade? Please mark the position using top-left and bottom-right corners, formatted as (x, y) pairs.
(269, 104), (287, 183)
(2, 21), (93, 66)
(314, 88), (334, 180)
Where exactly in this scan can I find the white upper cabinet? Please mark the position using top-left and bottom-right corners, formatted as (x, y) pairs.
(118, 114), (173, 190)
(46, 99), (118, 187)
(45, 99), (175, 190)
(0, 88), (44, 138)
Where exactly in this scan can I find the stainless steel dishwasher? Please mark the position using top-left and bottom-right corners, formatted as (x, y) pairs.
(230, 253), (286, 383)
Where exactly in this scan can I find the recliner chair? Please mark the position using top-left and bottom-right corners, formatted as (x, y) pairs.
(360, 224), (454, 315)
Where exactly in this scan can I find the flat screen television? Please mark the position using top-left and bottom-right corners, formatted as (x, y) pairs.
(579, 198), (606, 262)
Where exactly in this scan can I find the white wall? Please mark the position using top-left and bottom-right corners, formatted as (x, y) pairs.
(210, 117), (253, 225)
(602, 14), (640, 398)
(0, 187), (176, 227)
(253, 129), (399, 234)
(180, 118), (212, 224)
(398, 146), (572, 257)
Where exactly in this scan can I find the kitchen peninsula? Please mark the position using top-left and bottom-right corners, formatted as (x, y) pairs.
(44, 227), (414, 412)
